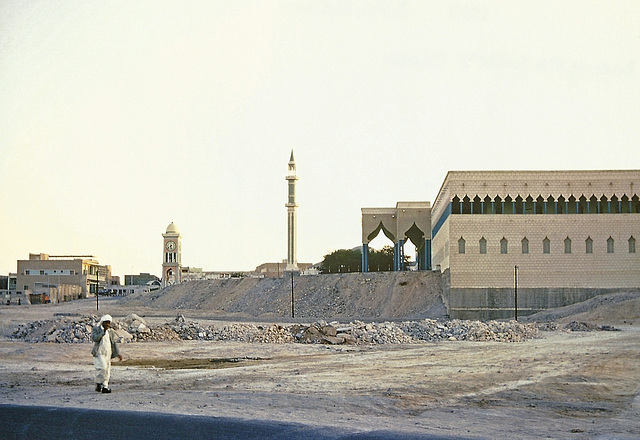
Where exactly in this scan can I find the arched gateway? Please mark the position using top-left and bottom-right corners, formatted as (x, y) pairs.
(361, 202), (432, 272)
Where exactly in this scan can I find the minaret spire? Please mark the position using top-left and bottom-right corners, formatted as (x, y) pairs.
(285, 150), (299, 271)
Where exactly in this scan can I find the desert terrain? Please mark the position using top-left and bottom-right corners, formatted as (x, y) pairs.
(1, 274), (639, 439)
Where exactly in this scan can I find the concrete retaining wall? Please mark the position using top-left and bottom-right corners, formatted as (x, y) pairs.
(444, 285), (635, 320)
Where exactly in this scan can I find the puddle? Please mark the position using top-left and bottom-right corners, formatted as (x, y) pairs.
(120, 357), (266, 370)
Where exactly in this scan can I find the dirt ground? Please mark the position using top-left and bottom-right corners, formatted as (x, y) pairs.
(1, 297), (639, 439)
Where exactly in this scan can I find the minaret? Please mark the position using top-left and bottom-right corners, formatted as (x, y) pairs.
(285, 150), (299, 271)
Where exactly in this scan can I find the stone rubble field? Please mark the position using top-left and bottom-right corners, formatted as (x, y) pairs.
(2, 290), (640, 440)
(13, 312), (605, 345)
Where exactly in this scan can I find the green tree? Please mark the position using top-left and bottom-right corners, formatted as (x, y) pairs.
(319, 245), (401, 273)
(319, 248), (361, 273)
(367, 245), (395, 272)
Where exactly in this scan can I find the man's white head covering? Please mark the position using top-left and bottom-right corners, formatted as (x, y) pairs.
(99, 314), (113, 324)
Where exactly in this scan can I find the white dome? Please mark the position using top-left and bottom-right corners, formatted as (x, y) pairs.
(165, 222), (179, 234)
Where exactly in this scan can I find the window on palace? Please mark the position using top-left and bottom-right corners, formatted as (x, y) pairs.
(630, 236), (636, 253)
(521, 237), (529, 254)
(458, 237), (466, 254)
(479, 237), (487, 254)
(564, 237), (572, 254)
(586, 237), (593, 254)
(543, 237), (551, 254)
(500, 237), (508, 254)
(607, 237), (615, 254)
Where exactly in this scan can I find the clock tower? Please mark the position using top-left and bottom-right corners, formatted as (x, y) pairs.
(162, 222), (182, 286)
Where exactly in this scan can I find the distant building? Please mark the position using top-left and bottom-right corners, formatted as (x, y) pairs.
(180, 267), (233, 281)
(255, 261), (313, 278)
(16, 253), (111, 303)
(125, 273), (160, 286)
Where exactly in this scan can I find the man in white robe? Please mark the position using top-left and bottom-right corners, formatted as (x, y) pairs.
(91, 314), (122, 393)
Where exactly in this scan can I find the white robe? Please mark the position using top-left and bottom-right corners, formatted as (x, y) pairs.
(93, 329), (112, 387)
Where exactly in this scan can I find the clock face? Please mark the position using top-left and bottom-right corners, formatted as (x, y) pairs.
(165, 241), (176, 251)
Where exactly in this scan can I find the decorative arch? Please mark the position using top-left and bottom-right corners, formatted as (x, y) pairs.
(404, 222), (425, 248)
(361, 202), (431, 272)
(367, 221), (395, 242)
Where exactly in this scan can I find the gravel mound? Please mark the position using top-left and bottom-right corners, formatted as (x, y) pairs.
(523, 290), (640, 324)
(11, 314), (540, 345)
(117, 272), (448, 321)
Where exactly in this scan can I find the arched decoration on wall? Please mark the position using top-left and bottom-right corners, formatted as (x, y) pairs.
(479, 237), (487, 254)
(500, 237), (508, 254)
(494, 196), (503, 214)
(458, 237), (466, 254)
(367, 221), (395, 242)
(515, 195), (524, 214)
(621, 195), (630, 213)
(564, 237), (572, 254)
(586, 236), (593, 254)
(404, 222), (425, 248)
(536, 195), (545, 214)
(607, 236), (615, 253)
(452, 196), (461, 214)
(556, 195), (565, 213)
(483, 195), (492, 214)
(611, 195), (619, 213)
(504, 195), (513, 214)
(579, 195), (588, 213)
(525, 195), (534, 214)
(462, 196), (471, 214)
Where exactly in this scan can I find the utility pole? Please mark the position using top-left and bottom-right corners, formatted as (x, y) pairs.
(514, 265), (518, 321)
(96, 267), (100, 312)
(291, 271), (295, 318)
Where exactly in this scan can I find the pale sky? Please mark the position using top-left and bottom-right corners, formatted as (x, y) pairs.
(1, 1), (638, 277)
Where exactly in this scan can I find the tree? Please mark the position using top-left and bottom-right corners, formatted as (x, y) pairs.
(319, 245), (400, 273)
(367, 245), (395, 272)
(319, 249), (361, 273)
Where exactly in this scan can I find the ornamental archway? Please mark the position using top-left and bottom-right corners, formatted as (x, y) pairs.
(361, 202), (432, 272)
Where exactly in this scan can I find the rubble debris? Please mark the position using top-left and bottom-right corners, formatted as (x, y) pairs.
(11, 315), (542, 345)
(564, 321), (620, 332)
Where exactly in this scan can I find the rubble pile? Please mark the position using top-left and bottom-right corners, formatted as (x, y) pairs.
(12, 315), (99, 344)
(11, 314), (541, 345)
(563, 321), (620, 332)
(399, 319), (539, 342)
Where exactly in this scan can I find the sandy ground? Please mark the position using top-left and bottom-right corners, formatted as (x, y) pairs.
(1, 298), (639, 439)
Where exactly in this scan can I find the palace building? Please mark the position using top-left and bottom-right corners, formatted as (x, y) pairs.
(363, 170), (640, 319)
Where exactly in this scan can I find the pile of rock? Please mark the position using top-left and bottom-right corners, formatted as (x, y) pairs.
(563, 321), (620, 332)
(400, 319), (540, 342)
(168, 316), (296, 343)
(12, 314), (540, 345)
(12, 315), (99, 343)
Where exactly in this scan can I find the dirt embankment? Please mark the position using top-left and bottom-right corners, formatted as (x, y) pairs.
(118, 271), (447, 321)
(523, 290), (640, 326)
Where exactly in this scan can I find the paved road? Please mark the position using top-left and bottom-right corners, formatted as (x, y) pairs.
(0, 404), (474, 440)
